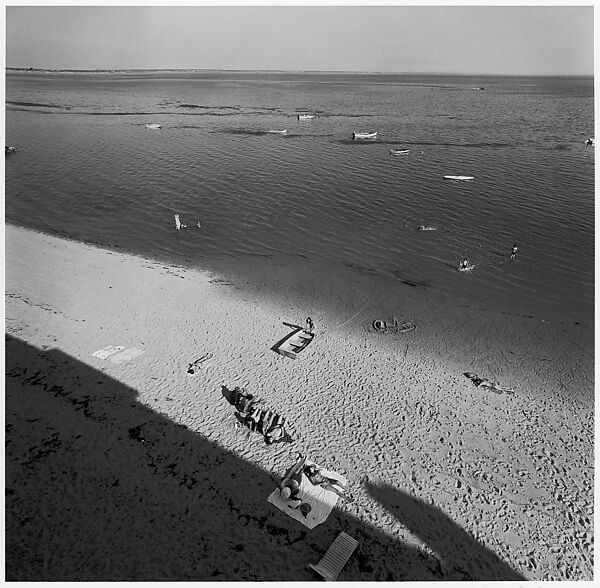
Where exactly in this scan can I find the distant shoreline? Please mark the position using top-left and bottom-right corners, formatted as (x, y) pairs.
(5, 67), (592, 78)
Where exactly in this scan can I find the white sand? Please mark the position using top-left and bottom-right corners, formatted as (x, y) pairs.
(4, 224), (593, 581)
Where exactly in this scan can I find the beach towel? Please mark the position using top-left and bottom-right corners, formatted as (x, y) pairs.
(267, 461), (347, 529)
(92, 345), (125, 359)
(109, 347), (145, 364)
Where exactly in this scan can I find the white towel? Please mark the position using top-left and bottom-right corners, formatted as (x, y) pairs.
(92, 345), (125, 359)
(110, 347), (145, 364)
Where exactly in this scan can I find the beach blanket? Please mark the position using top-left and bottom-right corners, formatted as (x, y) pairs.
(92, 345), (125, 359)
(110, 347), (145, 364)
(267, 462), (347, 529)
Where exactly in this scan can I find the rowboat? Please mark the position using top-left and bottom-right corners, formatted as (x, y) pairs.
(145, 123), (162, 130)
(390, 149), (410, 155)
(459, 263), (475, 272)
(267, 129), (288, 134)
(297, 114), (315, 120)
(273, 324), (314, 359)
(353, 131), (377, 140)
(444, 175), (474, 181)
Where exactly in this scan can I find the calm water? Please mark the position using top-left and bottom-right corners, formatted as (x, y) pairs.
(5, 71), (595, 326)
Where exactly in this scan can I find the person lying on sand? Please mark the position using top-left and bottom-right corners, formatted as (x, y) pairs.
(242, 406), (291, 444)
(264, 415), (287, 445)
(187, 352), (213, 374)
(304, 464), (352, 501)
(373, 318), (416, 334)
(464, 372), (515, 394)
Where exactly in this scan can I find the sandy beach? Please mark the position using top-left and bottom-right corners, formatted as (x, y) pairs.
(4, 224), (594, 581)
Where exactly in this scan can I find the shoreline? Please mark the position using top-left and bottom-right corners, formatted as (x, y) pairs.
(5, 224), (594, 580)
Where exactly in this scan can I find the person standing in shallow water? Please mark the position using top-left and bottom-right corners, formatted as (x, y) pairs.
(511, 244), (518, 260)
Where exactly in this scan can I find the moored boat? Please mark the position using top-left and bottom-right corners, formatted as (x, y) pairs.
(390, 149), (410, 155)
(297, 114), (315, 120)
(353, 131), (377, 140)
(145, 123), (162, 130)
(267, 129), (288, 134)
(444, 175), (474, 181)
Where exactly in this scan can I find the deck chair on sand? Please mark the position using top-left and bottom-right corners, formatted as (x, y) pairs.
(309, 531), (358, 581)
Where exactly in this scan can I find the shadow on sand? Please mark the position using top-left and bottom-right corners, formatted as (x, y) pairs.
(5, 335), (524, 581)
(366, 481), (524, 581)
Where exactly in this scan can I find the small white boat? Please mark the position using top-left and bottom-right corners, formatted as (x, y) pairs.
(297, 114), (315, 120)
(459, 264), (475, 272)
(444, 175), (474, 181)
(390, 149), (410, 155)
(267, 129), (288, 134)
(353, 131), (377, 140)
(145, 123), (162, 130)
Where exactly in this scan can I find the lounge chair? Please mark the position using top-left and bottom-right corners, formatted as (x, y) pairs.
(309, 531), (358, 581)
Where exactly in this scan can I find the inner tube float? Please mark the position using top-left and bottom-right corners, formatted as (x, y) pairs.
(373, 320), (388, 332)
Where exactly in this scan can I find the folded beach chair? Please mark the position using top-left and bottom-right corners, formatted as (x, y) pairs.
(309, 531), (358, 581)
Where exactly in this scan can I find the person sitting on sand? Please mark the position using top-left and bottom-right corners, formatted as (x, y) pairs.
(304, 464), (352, 501)
(279, 454), (306, 501)
(233, 388), (261, 415)
(305, 317), (315, 334)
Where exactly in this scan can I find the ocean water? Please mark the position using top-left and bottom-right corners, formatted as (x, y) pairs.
(5, 71), (595, 327)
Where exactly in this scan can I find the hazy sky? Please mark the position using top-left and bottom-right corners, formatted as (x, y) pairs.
(4, 4), (595, 75)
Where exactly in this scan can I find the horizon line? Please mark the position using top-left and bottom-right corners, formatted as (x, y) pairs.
(5, 67), (593, 78)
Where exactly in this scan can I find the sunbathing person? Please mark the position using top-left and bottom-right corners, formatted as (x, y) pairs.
(279, 454), (306, 501)
(264, 415), (287, 445)
(236, 393), (260, 415)
(464, 372), (514, 394)
(304, 464), (352, 501)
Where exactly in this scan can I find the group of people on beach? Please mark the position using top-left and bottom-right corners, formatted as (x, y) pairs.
(278, 453), (352, 507)
(221, 314), (352, 506)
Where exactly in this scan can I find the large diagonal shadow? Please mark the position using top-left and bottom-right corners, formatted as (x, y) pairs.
(5, 335), (522, 581)
(366, 482), (525, 581)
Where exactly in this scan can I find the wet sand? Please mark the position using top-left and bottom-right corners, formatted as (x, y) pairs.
(4, 224), (593, 581)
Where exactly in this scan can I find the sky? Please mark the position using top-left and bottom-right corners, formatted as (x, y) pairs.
(3, 3), (595, 75)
